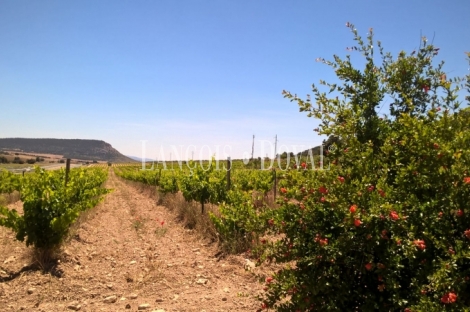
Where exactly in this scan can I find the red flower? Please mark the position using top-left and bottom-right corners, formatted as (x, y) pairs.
(354, 219), (362, 227)
(433, 142), (439, 149)
(413, 239), (426, 250)
(367, 185), (375, 192)
(280, 187), (287, 194)
(464, 229), (470, 239)
(301, 162), (307, 169)
(265, 277), (274, 284)
(319, 238), (328, 246)
(404, 309), (412, 312)
(337, 176), (345, 183)
(320, 197), (326, 203)
(441, 292), (457, 304)
(378, 189), (386, 197)
(464, 177), (470, 184)
(389, 211), (400, 221)
(423, 85), (430, 93)
(457, 209), (464, 217)
(381, 230), (388, 240)
(318, 186), (328, 194)
(349, 204), (357, 214)
(365, 263), (372, 271)
(160, 221), (165, 227)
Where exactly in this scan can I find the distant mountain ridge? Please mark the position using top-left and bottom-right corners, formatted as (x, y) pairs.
(0, 138), (135, 163)
(126, 156), (156, 162)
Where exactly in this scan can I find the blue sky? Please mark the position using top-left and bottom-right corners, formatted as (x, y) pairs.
(1, 1), (469, 160)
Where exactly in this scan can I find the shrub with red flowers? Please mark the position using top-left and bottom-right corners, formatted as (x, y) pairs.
(256, 24), (470, 311)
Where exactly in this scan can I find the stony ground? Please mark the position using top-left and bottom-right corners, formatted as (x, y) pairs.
(0, 170), (270, 312)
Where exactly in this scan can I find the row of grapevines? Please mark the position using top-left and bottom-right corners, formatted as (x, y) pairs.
(114, 161), (279, 209)
(114, 161), (283, 252)
(0, 169), (24, 194)
(231, 169), (275, 195)
(0, 167), (110, 250)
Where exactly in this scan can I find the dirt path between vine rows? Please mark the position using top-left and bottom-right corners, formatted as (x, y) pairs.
(0, 170), (268, 312)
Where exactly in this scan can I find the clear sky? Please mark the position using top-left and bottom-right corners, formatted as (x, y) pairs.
(1, 0), (469, 160)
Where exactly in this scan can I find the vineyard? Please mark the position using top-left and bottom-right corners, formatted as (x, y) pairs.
(1, 24), (470, 311)
(0, 166), (275, 311)
(109, 26), (470, 311)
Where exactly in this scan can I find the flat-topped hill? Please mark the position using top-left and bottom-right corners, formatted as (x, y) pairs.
(0, 138), (135, 163)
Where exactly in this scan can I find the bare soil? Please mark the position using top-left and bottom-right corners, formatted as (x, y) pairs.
(0, 170), (270, 311)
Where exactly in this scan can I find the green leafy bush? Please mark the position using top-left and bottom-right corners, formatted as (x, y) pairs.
(158, 170), (179, 194)
(256, 24), (470, 311)
(210, 189), (266, 253)
(0, 169), (22, 194)
(180, 160), (227, 213)
(0, 167), (109, 250)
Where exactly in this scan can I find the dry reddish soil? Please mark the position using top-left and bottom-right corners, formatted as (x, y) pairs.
(0, 170), (271, 312)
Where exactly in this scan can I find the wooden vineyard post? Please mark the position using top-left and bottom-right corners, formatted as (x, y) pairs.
(272, 168), (277, 201)
(226, 157), (231, 190)
(65, 158), (71, 186)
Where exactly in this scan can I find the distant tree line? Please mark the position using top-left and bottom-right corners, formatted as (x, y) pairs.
(0, 156), (45, 165)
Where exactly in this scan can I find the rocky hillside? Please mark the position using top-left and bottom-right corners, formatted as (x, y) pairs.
(0, 138), (135, 163)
